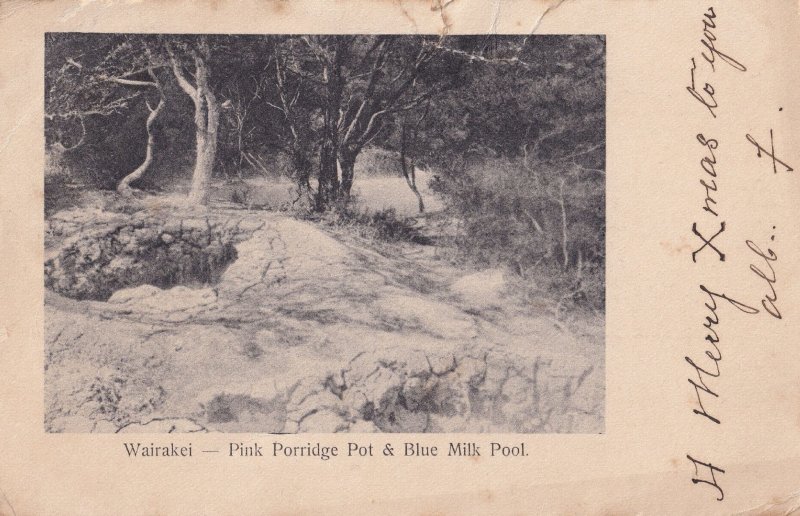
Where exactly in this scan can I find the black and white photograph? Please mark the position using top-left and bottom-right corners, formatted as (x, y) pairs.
(43, 33), (605, 434)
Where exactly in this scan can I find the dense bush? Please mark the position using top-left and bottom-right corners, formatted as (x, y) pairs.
(433, 157), (604, 311)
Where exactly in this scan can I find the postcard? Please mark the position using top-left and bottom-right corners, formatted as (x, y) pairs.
(0, 0), (797, 513)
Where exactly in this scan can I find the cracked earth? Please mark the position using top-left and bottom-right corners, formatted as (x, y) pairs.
(45, 204), (604, 433)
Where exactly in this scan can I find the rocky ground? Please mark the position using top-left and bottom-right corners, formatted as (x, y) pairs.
(44, 194), (604, 434)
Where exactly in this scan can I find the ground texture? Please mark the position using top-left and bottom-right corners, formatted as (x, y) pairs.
(44, 195), (603, 433)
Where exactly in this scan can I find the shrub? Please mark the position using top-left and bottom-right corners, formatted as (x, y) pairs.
(434, 156), (605, 310)
(313, 198), (429, 245)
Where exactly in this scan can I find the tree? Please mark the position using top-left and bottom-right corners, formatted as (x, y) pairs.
(278, 35), (462, 210)
(167, 37), (221, 205)
(111, 68), (166, 193)
(397, 107), (430, 213)
(335, 36), (445, 198)
(218, 66), (267, 177)
(268, 38), (316, 198)
(295, 36), (349, 209)
(45, 34), (169, 192)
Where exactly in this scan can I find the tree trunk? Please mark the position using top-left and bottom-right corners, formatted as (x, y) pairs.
(170, 44), (219, 206)
(339, 149), (357, 197)
(117, 98), (165, 193)
(400, 124), (425, 213)
(290, 139), (313, 190)
(187, 99), (219, 205)
(290, 139), (314, 207)
(315, 43), (346, 211)
(317, 98), (341, 209)
(401, 162), (425, 214)
(188, 131), (216, 204)
(188, 68), (219, 205)
(410, 166), (425, 213)
(317, 143), (339, 210)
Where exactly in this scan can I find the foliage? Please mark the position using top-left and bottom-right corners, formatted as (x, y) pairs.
(45, 33), (605, 308)
(314, 200), (428, 244)
(432, 156), (605, 310)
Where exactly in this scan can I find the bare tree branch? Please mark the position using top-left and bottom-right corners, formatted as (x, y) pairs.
(167, 44), (199, 100)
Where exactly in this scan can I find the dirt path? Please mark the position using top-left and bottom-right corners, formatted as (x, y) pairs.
(45, 209), (604, 433)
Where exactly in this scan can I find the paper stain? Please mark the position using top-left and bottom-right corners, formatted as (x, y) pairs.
(392, 0), (420, 33)
(382, 0), (568, 39)
(430, 0), (454, 35)
(267, 0), (289, 14)
(0, 326), (7, 344)
(527, 0), (570, 36)
(660, 239), (693, 256)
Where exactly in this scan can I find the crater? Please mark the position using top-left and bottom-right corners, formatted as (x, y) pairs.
(45, 217), (239, 301)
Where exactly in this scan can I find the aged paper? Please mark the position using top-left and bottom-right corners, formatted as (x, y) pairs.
(1, 0), (798, 514)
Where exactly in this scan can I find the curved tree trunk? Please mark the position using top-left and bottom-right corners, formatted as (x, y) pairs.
(400, 123), (425, 213)
(402, 164), (425, 214)
(408, 166), (425, 213)
(117, 99), (165, 194)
